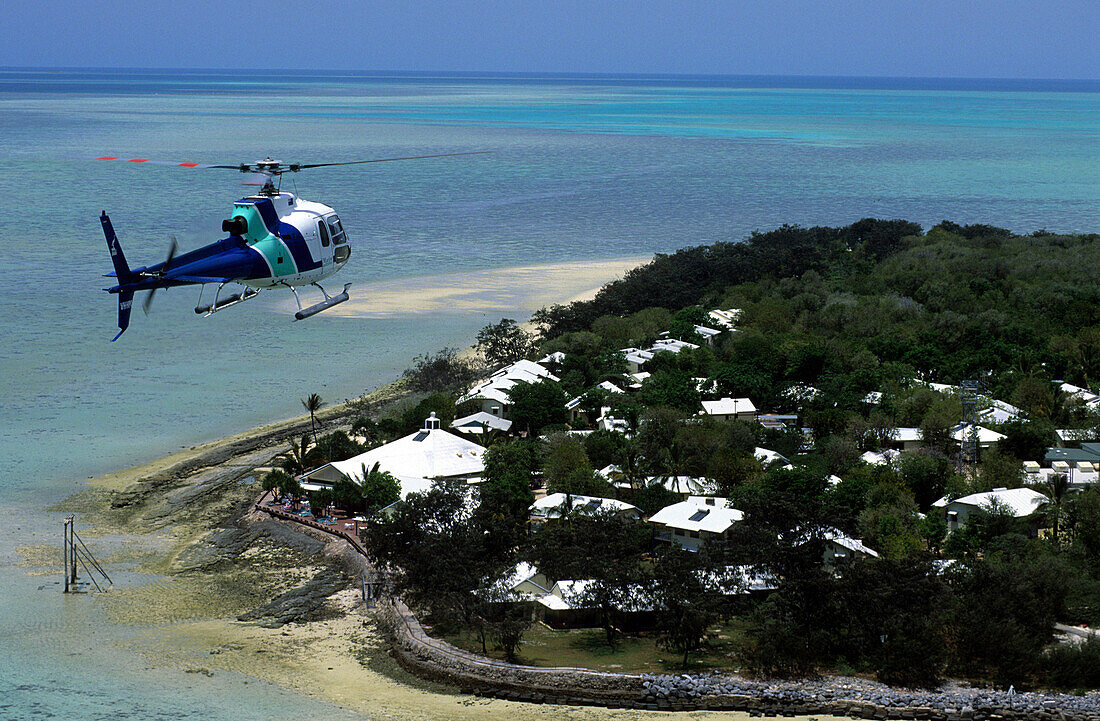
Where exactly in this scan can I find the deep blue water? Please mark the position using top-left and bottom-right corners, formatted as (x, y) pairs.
(1, 69), (1098, 719)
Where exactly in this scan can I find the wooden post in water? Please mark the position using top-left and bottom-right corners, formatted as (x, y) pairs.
(63, 515), (75, 592)
(63, 516), (69, 593)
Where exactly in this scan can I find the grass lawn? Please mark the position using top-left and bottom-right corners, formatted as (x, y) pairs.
(444, 619), (750, 673)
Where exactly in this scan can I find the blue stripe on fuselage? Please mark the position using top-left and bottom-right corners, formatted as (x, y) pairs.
(278, 222), (322, 272)
(237, 197), (280, 234)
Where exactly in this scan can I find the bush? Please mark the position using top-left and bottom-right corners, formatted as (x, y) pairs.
(1042, 637), (1100, 690)
(403, 347), (478, 393)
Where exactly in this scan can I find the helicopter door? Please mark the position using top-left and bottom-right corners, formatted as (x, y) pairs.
(328, 215), (350, 263)
(317, 220), (332, 266)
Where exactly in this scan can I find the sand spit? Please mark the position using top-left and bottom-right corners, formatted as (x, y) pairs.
(315, 257), (648, 318)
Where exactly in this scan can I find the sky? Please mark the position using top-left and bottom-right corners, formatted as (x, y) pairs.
(2, 0), (1098, 79)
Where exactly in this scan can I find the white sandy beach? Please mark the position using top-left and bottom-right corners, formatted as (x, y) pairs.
(293, 257), (648, 318)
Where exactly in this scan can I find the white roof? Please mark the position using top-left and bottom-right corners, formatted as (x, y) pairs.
(861, 449), (899, 466)
(530, 493), (639, 520)
(889, 427), (924, 443)
(458, 359), (559, 404)
(566, 381), (624, 410)
(863, 391), (883, 405)
(499, 562), (549, 594)
(755, 447), (794, 469)
(1059, 382), (1100, 403)
(650, 338), (699, 354)
(450, 411), (512, 434)
(707, 308), (742, 328)
(694, 324), (721, 338)
(539, 351), (566, 364)
(951, 423), (1006, 444)
(1057, 428), (1098, 442)
(641, 475), (716, 496)
(701, 397), (757, 416)
(824, 530), (879, 558)
(597, 464), (623, 480)
(648, 497), (743, 534)
(305, 418), (485, 498)
(933, 487), (1048, 516)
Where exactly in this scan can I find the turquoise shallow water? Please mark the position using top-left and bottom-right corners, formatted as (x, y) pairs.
(1, 70), (1099, 718)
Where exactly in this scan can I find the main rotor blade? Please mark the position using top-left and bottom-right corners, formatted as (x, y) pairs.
(294, 151), (492, 169)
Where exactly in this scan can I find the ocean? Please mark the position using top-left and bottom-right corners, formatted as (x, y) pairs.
(1, 69), (1098, 719)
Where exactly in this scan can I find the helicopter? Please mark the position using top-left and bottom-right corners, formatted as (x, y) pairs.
(101, 152), (486, 341)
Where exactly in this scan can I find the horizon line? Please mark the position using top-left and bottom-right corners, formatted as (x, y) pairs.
(2, 66), (1099, 84)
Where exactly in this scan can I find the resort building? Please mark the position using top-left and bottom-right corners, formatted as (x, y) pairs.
(707, 308), (742, 329)
(299, 413), (485, 499)
(529, 493), (641, 524)
(931, 487), (1048, 534)
(821, 531), (879, 564)
(976, 399), (1023, 424)
(648, 496), (743, 551)
(700, 397), (757, 421)
(450, 411), (513, 435)
(457, 359), (559, 418)
(951, 423), (1006, 448)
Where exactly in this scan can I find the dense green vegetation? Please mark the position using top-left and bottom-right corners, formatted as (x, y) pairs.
(357, 219), (1100, 689)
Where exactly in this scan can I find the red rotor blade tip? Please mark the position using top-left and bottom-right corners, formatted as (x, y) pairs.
(96, 156), (119, 160)
(177, 162), (200, 167)
(128, 158), (149, 163)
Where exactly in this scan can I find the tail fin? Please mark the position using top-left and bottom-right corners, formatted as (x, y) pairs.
(102, 211), (135, 341)
(101, 211), (134, 284)
(113, 291), (134, 342)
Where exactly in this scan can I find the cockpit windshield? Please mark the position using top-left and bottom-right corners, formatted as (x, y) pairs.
(327, 215), (347, 245)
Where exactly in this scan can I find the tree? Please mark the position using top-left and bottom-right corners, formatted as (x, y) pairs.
(543, 434), (593, 492)
(301, 392), (325, 439)
(476, 318), (534, 367)
(281, 433), (317, 476)
(262, 469), (295, 502)
(652, 544), (721, 668)
(359, 462), (401, 514)
(525, 511), (651, 647)
(507, 379), (569, 435)
(478, 441), (538, 552)
(639, 369), (701, 412)
(837, 557), (949, 688)
(403, 347), (478, 393)
(364, 478), (506, 628)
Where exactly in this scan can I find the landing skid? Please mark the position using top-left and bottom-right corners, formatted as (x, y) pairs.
(286, 282), (352, 320)
(195, 282), (260, 316)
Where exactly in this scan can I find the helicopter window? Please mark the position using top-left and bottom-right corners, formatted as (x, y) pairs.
(318, 221), (331, 247)
(328, 216), (346, 245)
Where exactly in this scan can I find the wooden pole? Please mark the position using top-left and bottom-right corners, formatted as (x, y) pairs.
(69, 516), (78, 586)
(63, 517), (70, 593)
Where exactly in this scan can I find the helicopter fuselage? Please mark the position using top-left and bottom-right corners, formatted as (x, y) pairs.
(102, 191), (352, 340)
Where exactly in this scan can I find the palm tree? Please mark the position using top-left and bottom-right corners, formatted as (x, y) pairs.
(281, 433), (315, 477)
(301, 393), (325, 440)
(1038, 471), (1071, 546)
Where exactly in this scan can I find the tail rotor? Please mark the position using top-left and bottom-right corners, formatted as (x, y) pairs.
(142, 236), (178, 315)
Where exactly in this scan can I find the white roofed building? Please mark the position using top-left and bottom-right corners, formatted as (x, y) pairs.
(450, 411), (513, 435)
(458, 359), (559, 418)
(700, 397), (758, 421)
(977, 399), (1023, 425)
(648, 496), (743, 551)
(932, 487), (1048, 533)
(708, 308), (742, 329)
(300, 413), (485, 500)
(621, 348), (655, 374)
(951, 423), (1006, 448)
(530, 493), (641, 524)
(694, 325), (722, 346)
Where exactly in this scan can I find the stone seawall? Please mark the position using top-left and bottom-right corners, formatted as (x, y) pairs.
(259, 501), (1100, 720)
